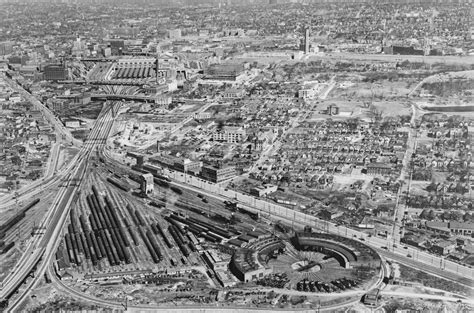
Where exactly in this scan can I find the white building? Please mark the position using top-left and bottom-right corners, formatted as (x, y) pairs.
(213, 126), (247, 143)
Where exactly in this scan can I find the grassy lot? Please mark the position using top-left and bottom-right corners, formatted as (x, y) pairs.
(398, 264), (472, 297)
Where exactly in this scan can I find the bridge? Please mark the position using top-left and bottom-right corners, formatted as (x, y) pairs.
(91, 94), (155, 102)
(58, 80), (151, 86)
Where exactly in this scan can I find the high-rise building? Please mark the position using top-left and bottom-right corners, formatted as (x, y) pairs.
(0, 41), (14, 56)
(301, 27), (310, 54)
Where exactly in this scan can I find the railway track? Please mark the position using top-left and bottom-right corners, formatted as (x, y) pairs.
(1, 102), (121, 311)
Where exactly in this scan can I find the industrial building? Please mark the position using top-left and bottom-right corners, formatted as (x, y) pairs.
(43, 64), (68, 81)
(201, 165), (236, 183)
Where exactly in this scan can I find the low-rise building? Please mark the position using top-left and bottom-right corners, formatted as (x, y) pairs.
(366, 163), (393, 176)
(202, 250), (229, 272)
(425, 221), (451, 236)
(222, 88), (244, 99)
(64, 119), (80, 128)
(229, 248), (272, 283)
(250, 184), (278, 197)
(449, 222), (474, 237)
(430, 240), (456, 256)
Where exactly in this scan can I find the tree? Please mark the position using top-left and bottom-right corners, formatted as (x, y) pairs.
(419, 209), (430, 220)
(367, 104), (384, 123)
(463, 213), (473, 222)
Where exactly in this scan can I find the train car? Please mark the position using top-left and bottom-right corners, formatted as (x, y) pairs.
(103, 229), (120, 265)
(170, 186), (182, 195)
(155, 223), (173, 249)
(128, 227), (140, 246)
(150, 223), (159, 235)
(237, 205), (259, 221)
(146, 230), (163, 260)
(138, 228), (159, 263)
(86, 195), (101, 230)
(75, 233), (85, 255)
(0, 242), (15, 255)
(79, 215), (89, 233)
(64, 233), (76, 265)
(109, 227), (125, 261)
(154, 178), (169, 188)
(97, 231), (112, 264)
(89, 231), (102, 260)
(142, 164), (162, 176)
(0, 212), (25, 239)
(106, 178), (131, 192)
(135, 210), (146, 226)
(80, 233), (90, 259)
(117, 226), (130, 247)
(149, 201), (165, 209)
(70, 208), (79, 234)
(102, 201), (118, 229)
(126, 204), (139, 226)
(200, 233), (220, 243)
(165, 216), (186, 236)
(104, 196), (121, 228)
(85, 232), (96, 263)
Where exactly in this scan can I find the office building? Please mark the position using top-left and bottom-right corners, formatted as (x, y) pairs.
(300, 27), (310, 54)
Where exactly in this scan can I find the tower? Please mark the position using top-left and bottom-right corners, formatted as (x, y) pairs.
(156, 51), (159, 84)
(301, 27), (310, 54)
(140, 173), (154, 195)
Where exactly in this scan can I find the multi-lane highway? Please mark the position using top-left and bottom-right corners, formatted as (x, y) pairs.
(1, 102), (120, 311)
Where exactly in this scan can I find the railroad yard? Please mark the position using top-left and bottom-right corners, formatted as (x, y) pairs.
(31, 154), (384, 308)
(1, 1), (473, 312)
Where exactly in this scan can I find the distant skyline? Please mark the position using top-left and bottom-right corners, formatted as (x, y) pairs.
(1, 0), (472, 5)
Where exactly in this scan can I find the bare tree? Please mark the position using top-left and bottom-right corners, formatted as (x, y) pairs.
(368, 104), (384, 123)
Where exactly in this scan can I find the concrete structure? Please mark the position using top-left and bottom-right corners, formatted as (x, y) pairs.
(215, 270), (236, 288)
(429, 241), (456, 256)
(250, 184), (278, 197)
(155, 95), (172, 106)
(140, 173), (154, 195)
(213, 126), (246, 143)
(0, 41), (14, 56)
(300, 27), (310, 54)
(44, 64), (68, 81)
(222, 88), (244, 99)
(174, 158), (202, 174)
(363, 289), (380, 307)
(64, 119), (80, 128)
(202, 250), (229, 272)
(449, 222), (474, 237)
(201, 165), (236, 183)
(203, 63), (245, 82)
(325, 104), (340, 116)
(366, 163), (393, 176)
(168, 29), (182, 39)
(229, 248), (272, 282)
(108, 40), (125, 55)
(293, 232), (381, 269)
